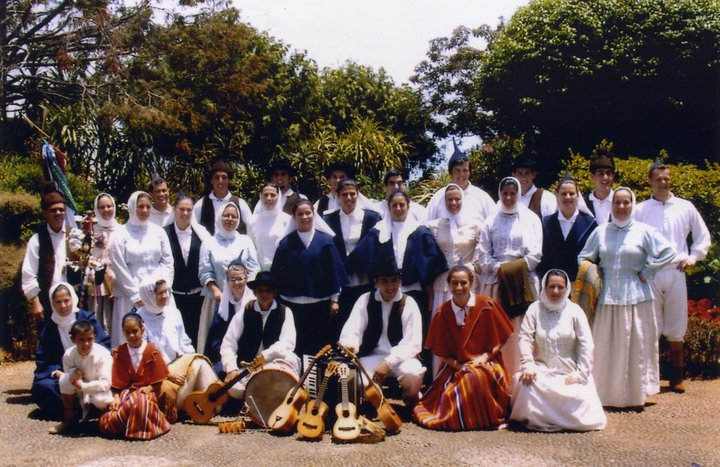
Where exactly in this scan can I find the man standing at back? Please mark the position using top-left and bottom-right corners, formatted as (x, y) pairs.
(148, 177), (174, 227)
(635, 161), (711, 393)
(193, 159), (252, 236)
(583, 150), (615, 224)
(377, 169), (426, 222)
(512, 154), (557, 218)
(254, 159), (307, 215)
(426, 140), (495, 223)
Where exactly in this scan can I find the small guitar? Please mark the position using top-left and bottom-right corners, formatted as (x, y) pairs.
(337, 343), (402, 433)
(296, 361), (338, 439)
(183, 367), (250, 424)
(332, 363), (361, 442)
(268, 345), (332, 433)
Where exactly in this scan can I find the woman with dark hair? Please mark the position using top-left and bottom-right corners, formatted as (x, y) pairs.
(578, 187), (675, 409)
(414, 265), (513, 431)
(110, 191), (173, 347)
(323, 179), (381, 340)
(164, 195), (208, 349)
(537, 173), (597, 282)
(510, 269), (606, 431)
(31, 282), (110, 418)
(271, 199), (349, 356)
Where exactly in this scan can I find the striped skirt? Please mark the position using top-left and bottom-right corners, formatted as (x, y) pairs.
(98, 389), (170, 440)
(413, 362), (511, 431)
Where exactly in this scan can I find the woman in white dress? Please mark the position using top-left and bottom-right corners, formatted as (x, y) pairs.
(136, 275), (220, 422)
(197, 202), (260, 354)
(110, 191), (173, 347)
(510, 269), (607, 431)
(88, 193), (120, 334)
(427, 183), (482, 313)
(250, 183), (291, 272)
(475, 176), (542, 381)
(578, 187), (675, 409)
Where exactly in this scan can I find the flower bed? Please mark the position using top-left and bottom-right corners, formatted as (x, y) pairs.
(661, 299), (720, 379)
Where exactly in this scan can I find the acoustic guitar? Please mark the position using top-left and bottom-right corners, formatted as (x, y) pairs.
(268, 345), (332, 433)
(337, 343), (402, 433)
(296, 361), (338, 440)
(332, 363), (361, 442)
(183, 367), (250, 424)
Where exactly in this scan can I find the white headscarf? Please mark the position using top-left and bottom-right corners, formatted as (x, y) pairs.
(215, 202), (240, 241)
(126, 191), (150, 228)
(539, 269), (571, 312)
(497, 177), (521, 215)
(255, 185), (283, 215)
(377, 191), (419, 243)
(93, 193), (119, 230)
(138, 275), (168, 315)
(610, 186), (636, 229)
(437, 183), (467, 241)
(217, 266), (256, 321)
(49, 282), (79, 350)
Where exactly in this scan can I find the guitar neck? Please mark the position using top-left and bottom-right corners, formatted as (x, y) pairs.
(340, 376), (350, 411)
(210, 368), (250, 402)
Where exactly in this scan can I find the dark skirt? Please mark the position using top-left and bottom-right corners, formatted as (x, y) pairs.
(174, 291), (204, 349)
(332, 283), (373, 342)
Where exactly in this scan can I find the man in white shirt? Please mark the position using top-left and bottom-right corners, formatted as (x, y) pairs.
(635, 161), (712, 393)
(22, 186), (69, 322)
(583, 151), (615, 224)
(148, 177), (174, 227)
(220, 272), (300, 400)
(426, 140), (496, 223)
(377, 169), (427, 222)
(254, 159), (307, 215)
(512, 154), (557, 218)
(193, 159), (252, 236)
(339, 260), (426, 406)
(314, 162), (376, 215)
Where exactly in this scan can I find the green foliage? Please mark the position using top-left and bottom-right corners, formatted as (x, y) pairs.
(416, 0), (720, 175)
(0, 193), (41, 243)
(0, 242), (34, 356)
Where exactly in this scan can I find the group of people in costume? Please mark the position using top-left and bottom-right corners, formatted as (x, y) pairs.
(22, 143), (711, 438)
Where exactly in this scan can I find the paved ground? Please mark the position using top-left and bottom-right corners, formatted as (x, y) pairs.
(0, 361), (718, 466)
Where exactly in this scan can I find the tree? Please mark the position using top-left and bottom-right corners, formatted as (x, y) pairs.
(415, 0), (720, 171)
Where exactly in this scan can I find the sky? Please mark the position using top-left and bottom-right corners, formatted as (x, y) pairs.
(232, 0), (531, 84)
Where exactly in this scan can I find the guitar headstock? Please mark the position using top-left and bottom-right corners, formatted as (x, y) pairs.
(337, 363), (350, 381)
(315, 344), (332, 360)
(325, 361), (339, 378)
(336, 343), (357, 361)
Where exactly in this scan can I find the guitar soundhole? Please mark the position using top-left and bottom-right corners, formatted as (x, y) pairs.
(193, 402), (205, 415)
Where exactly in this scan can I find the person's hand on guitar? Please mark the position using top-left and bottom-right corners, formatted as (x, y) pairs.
(241, 354), (266, 372)
(329, 300), (339, 317)
(372, 361), (391, 385)
(224, 369), (242, 385)
(167, 372), (186, 385)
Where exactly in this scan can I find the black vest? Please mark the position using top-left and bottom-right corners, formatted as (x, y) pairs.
(317, 195), (330, 216)
(235, 301), (286, 364)
(358, 294), (405, 357)
(199, 194), (247, 235)
(164, 224), (202, 292)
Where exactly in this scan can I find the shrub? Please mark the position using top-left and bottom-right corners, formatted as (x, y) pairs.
(0, 192), (42, 243)
(0, 242), (35, 358)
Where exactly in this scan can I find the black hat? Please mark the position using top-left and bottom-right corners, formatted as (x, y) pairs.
(268, 159), (297, 177)
(589, 153), (615, 173)
(648, 158), (669, 178)
(512, 154), (537, 171)
(247, 271), (277, 290)
(447, 138), (469, 171)
(209, 159), (234, 179)
(371, 256), (401, 279)
(40, 184), (67, 210)
(323, 161), (355, 179)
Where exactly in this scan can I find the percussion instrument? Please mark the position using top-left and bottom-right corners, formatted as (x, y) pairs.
(244, 360), (298, 427)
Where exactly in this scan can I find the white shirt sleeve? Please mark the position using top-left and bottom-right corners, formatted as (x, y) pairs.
(260, 306), (297, 362)
(385, 296), (423, 368)
(21, 234), (41, 300)
(338, 293), (371, 353)
(220, 311), (245, 373)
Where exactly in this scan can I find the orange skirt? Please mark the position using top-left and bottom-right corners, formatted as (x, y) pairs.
(98, 389), (170, 440)
(413, 362), (510, 431)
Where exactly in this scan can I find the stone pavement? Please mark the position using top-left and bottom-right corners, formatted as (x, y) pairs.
(1, 361), (718, 466)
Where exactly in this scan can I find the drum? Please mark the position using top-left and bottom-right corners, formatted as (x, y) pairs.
(244, 360), (299, 427)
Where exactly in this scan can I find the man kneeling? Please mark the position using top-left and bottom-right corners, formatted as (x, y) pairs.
(339, 260), (425, 406)
(220, 272), (300, 400)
